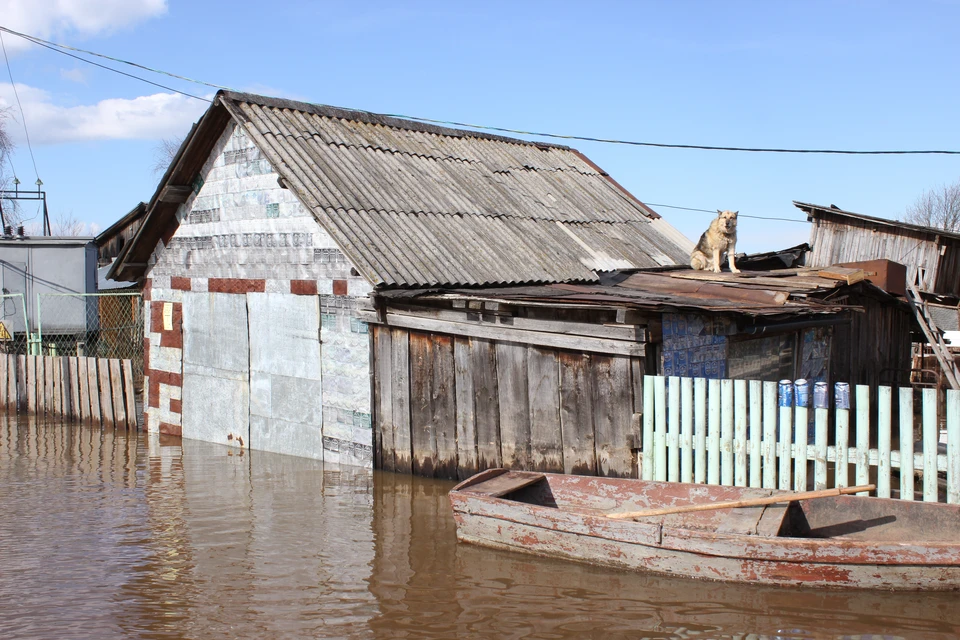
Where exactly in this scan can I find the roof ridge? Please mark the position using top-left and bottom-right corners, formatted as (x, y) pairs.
(219, 90), (574, 152)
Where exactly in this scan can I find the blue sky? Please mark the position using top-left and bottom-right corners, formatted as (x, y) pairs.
(0, 1), (958, 252)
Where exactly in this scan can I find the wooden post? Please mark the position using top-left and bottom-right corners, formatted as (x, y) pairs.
(855, 385), (871, 494)
(814, 403), (829, 491)
(836, 385), (850, 488)
(99, 358), (114, 427)
(946, 389), (960, 505)
(87, 357), (102, 426)
(762, 381), (777, 489)
(899, 387), (915, 501)
(877, 386), (892, 499)
(17, 355), (26, 413)
(778, 386), (792, 491)
(733, 379), (747, 487)
(27, 356), (37, 414)
(0, 354), (7, 409)
(110, 359), (126, 429)
(69, 357), (81, 421)
(680, 377), (693, 483)
(121, 359), (138, 430)
(653, 376), (666, 482)
(642, 375), (654, 481)
(923, 388), (938, 502)
(77, 357), (90, 423)
(667, 376), (680, 482)
(748, 380), (762, 488)
(720, 379), (734, 486)
(794, 383), (809, 492)
(693, 378), (706, 484)
(7, 354), (17, 411)
(707, 379), (721, 485)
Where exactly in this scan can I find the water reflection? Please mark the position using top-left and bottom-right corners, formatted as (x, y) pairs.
(0, 414), (958, 639)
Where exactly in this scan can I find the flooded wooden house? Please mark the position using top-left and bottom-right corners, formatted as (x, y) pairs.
(108, 90), (692, 467)
(366, 263), (914, 480)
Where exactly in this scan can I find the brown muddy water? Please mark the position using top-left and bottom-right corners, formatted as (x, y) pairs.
(1, 415), (958, 640)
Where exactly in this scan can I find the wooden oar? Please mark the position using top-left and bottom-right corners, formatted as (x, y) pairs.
(606, 484), (876, 520)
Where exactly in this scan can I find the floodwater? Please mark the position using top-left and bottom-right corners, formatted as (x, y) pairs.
(1, 416), (958, 640)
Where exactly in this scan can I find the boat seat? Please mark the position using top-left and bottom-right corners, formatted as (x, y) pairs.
(718, 502), (790, 536)
(460, 471), (546, 498)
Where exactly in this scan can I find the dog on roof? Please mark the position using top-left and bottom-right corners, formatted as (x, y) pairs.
(690, 209), (740, 274)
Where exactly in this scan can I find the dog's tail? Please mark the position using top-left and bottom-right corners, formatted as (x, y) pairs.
(690, 251), (708, 271)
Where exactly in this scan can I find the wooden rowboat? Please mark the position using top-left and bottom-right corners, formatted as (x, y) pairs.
(449, 468), (960, 590)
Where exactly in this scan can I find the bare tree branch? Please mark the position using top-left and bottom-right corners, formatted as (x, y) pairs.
(152, 136), (184, 175)
(0, 107), (22, 230)
(53, 211), (86, 237)
(902, 179), (960, 232)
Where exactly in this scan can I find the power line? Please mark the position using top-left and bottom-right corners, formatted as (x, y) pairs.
(0, 30), (38, 181)
(0, 25), (229, 94)
(2, 25), (959, 157)
(645, 202), (808, 223)
(0, 26), (209, 102)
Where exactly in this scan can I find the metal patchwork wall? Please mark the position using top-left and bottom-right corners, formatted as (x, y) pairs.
(143, 121), (373, 466)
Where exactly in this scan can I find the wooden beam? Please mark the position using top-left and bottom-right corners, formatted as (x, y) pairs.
(356, 310), (644, 357)
(158, 185), (193, 204)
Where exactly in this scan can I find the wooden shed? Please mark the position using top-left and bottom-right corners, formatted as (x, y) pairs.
(363, 263), (914, 480)
(798, 201), (960, 296)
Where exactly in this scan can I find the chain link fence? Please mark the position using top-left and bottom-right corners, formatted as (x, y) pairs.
(0, 291), (144, 384)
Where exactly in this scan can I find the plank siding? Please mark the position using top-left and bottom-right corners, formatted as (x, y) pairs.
(375, 326), (396, 472)
(496, 342), (532, 470)
(454, 337), (478, 479)
(559, 351), (596, 475)
(471, 338), (501, 471)
(390, 328), (412, 473)
(592, 355), (634, 477)
(527, 347), (563, 473)
(432, 335), (458, 479)
(409, 332), (439, 477)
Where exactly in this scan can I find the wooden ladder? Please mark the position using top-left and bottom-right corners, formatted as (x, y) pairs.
(906, 282), (960, 390)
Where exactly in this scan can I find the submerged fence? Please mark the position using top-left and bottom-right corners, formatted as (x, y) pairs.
(0, 354), (139, 429)
(641, 375), (959, 504)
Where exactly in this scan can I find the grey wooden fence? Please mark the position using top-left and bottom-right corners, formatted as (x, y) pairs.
(0, 354), (139, 429)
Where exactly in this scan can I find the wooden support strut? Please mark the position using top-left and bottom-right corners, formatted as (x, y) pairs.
(606, 484), (875, 520)
(906, 282), (960, 390)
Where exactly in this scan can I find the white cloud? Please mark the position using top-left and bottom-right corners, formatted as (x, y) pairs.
(0, 0), (167, 53)
(59, 68), (88, 83)
(0, 83), (209, 143)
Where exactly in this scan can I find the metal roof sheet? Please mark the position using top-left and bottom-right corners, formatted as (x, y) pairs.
(220, 94), (692, 287)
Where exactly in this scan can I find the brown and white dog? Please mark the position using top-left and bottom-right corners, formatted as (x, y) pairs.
(690, 210), (740, 273)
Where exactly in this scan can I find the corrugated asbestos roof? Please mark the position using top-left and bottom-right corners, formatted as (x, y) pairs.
(216, 93), (692, 287)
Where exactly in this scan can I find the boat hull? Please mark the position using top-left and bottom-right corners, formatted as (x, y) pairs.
(450, 470), (960, 590)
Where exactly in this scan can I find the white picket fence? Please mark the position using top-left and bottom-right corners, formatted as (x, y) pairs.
(641, 375), (960, 503)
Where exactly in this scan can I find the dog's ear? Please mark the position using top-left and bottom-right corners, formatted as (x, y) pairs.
(732, 210), (739, 216)
(716, 209), (723, 216)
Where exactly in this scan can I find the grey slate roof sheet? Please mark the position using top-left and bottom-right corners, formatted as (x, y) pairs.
(221, 94), (692, 287)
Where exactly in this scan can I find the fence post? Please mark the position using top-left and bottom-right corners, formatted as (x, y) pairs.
(794, 380), (810, 491)
(694, 378), (706, 484)
(948, 389), (960, 505)
(835, 383), (850, 488)
(749, 380), (762, 488)
(814, 382), (829, 491)
(778, 380), (793, 490)
(654, 376), (667, 482)
(877, 386), (892, 499)
(680, 377), (693, 483)
(668, 376), (680, 482)
(855, 385), (871, 494)
(707, 378), (721, 485)
(642, 375), (654, 481)
(721, 379), (734, 486)
(899, 387), (915, 501)
(762, 381), (777, 489)
(734, 379), (748, 487)
(922, 388), (938, 502)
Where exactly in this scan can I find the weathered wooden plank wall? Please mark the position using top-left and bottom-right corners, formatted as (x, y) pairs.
(372, 326), (644, 480)
(0, 354), (139, 428)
